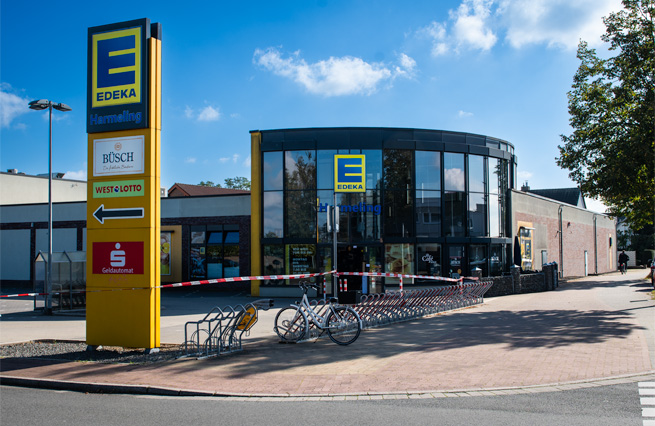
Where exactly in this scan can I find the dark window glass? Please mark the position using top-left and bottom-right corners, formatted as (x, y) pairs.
(468, 192), (486, 237)
(207, 231), (222, 245)
(190, 226), (206, 279)
(448, 245), (466, 278)
(385, 243), (414, 285)
(206, 244), (223, 279)
(286, 244), (317, 285)
(384, 189), (413, 237)
(285, 150), (316, 190)
(317, 150), (337, 190)
(444, 191), (466, 237)
(469, 245), (488, 277)
(417, 243), (442, 277)
(416, 151), (441, 190)
(348, 190), (382, 241)
(286, 190), (317, 238)
(263, 151), (283, 191)
(416, 190), (441, 238)
(223, 245), (239, 278)
(224, 231), (239, 244)
(468, 154), (485, 193)
(317, 190), (333, 243)
(490, 244), (505, 276)
(263, 245), (284, 285)
(363, 150), (383, 190)
(263, 191), (283, 238)
(383, 149), (413, 190)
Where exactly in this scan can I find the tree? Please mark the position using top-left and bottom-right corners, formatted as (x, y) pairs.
(557, 0), (654, 229)
(197, 177), (251, 190)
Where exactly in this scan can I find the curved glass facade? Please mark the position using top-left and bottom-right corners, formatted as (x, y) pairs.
(252, 128), (517, 293)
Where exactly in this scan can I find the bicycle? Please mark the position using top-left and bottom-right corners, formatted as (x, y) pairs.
(274, 282), (362, 345)
(619, 263), (627, 274)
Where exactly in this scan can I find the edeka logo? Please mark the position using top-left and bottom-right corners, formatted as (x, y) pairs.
(334, 155), (366, 192)
(93, 241), (144, 275)
(93, 179), (145, 198)
(91, 26), (141, 108)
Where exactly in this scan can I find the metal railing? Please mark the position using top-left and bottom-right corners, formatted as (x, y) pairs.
(183, 299), (273, 358)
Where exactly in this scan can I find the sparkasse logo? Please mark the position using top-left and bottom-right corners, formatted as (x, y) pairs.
(92, 241), (144, 275)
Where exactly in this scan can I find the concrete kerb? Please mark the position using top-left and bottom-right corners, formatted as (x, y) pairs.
(3, 371), (654, 400)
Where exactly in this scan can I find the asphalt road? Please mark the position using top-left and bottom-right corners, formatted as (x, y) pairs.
(0, 383), (644, 426)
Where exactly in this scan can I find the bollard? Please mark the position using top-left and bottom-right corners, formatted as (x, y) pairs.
(400, 276), (403, 292)
(323, 276), (327, 301)
(339, 279), (343, 292)
(344, 278), (348, 292)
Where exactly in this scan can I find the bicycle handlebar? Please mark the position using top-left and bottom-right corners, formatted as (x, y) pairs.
(299, 281), (319, 292)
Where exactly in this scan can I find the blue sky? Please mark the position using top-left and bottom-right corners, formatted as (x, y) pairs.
(1, 0), (621, 212)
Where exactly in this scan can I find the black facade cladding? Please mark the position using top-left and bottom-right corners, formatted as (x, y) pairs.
(257, 127), (517, 287)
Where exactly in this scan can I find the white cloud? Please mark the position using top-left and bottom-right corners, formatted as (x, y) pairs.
(232, 154), (240, 163)
(517, 170), (533, 182)
(499, 0), (622, 49)
(253, 47), (414, 96)
(445, 168), (465, 191)
(0, 83), (29, 128)
(185, 157), (197, 164)
(184, 104), (221, 122)
(197, 105), (221, 122)
(243, 155), (251, 167)
(451, 0), (497, 51)
(420, 0), (622, 54)
(219, 157), (230, 164)
(458, 110), (474, 118)
(63, 169), (87, 181)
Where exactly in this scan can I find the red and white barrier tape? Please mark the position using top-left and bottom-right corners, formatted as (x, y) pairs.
(0, 269), (478, 298)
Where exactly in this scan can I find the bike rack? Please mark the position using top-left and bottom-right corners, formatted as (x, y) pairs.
(351, 281), (493, 329)
(183, 299), (274, 358)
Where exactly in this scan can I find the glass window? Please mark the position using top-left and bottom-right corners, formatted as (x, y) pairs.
(416, 190), (441, 238)
(317, 150), (337, 190)
(468, 192), (486, 237)
(416, 151), (441, 190)
(468, 155), (485, 193)
(285, 150), (316, 190)
(263, 191), (283, 238)
(385, 243), (414, 285)
(383, 149), (413, 189)
(223, 245), (239, 278)
(263, 245), (284, 285)
(489, 244), (505, 276)
(469, 245), (488, 277)
(263, 151), (283, 191)
(286, 244), (317, 285)
(444, 191), (465, 237)
(190, 226), (206, 279)
(224, 231), (239, 244)
(520, 227), (533, 271)
(489, 158), (499, 195)
(348, 190), (383, 241)
(448, 245), (465, 278)
(444, 153), (465, 191)
(363, 150), (383, 190)
(417, 243), (442, 277)
(384, 189), (413, 237)
(489, 194), (500, 237)
(206, 243), (223, 279)
(160, 231), (172, 276)
(286, 190), (317, 238)
(317, 190), (333, 243)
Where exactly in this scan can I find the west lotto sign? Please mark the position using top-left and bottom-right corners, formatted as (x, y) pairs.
(86, 18), (162, 350)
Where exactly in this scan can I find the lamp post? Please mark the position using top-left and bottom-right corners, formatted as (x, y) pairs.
(28, 99), (72, 314)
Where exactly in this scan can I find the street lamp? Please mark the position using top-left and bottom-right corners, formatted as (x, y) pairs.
(28, 99), (72, 314)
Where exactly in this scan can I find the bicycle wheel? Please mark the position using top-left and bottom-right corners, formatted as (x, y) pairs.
(326, 306), (361, 345)
(274, 307), (308, 342)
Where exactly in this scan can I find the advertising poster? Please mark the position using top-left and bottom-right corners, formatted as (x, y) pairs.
(160, 231), (171, 275)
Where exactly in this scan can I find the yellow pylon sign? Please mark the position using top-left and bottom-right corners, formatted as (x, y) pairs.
(86, 19), (162, 349)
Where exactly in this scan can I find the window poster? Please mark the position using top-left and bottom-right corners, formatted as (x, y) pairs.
(160, 231), (172, 275)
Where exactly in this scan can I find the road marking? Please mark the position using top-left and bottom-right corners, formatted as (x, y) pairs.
(641, 382), (655, 426)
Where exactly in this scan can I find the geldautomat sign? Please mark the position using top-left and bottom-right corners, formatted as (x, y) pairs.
(87, 18), (149, 133)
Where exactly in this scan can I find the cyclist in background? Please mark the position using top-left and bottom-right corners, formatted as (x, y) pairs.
(618, 251), (629, 274)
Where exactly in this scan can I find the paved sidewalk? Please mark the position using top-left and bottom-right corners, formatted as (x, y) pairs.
(1, 270), (654, 397)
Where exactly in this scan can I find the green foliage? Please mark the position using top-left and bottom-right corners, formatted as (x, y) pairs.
(558, 0), (655, 229)
(197, 177), (251, 190)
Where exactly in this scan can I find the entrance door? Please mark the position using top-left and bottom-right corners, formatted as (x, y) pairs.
(337, 246), (365, 291)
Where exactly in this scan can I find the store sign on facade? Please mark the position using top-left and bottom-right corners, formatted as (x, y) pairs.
(334, 155), (366, 192)
(93, 135), (145, 176)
